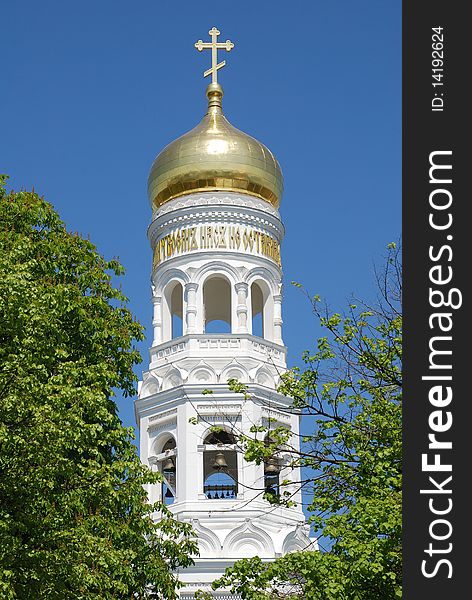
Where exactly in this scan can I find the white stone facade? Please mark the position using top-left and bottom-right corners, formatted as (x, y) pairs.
(135, 191), (316, 597)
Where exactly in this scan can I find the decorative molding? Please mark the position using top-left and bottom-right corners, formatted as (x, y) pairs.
(196, 404), (242, 412)
(222, 518), (275, 558)
(262, 407), (292, 423)
(250, 339), (282, 357)
(152, 191), (281, 219)
(201, 415), (242, 423)
(191, 519), (222, 556)
(153, 339), (188, 360)
(148, 408), (178, 423)
(198, 338), (241, 350)
(152, 209), (281, 235)
(282, 524), (315, 553)
(147, 419), (177, 434)
(188, 365), (216, 384)
(139, 377), (160, 398)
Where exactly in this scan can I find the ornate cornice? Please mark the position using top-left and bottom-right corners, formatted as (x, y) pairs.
(153, 191), (281, 219)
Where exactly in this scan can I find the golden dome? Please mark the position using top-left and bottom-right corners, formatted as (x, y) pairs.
(148, 83), (283, 210)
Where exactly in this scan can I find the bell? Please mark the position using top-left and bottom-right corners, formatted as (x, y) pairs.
(264, 458), (280, 474)
(164, 487), (174, 499)
(162, 457), (175, 473)
(212, 451), (228, 470)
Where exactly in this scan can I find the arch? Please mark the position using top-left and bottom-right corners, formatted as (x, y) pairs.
(194, 260), (240, 287)
(254, 366), (275, 388)
(170, 282), (183, 337)
(221, 361), (248, 384)
(152, 434), (177, 506)
(162, 280), (183, 341)
(282, 525), (313, 554)
(152, 431), (177, 456)
(162, 438), (176, 452)
(203, 275), (232, 334)
(188, 364), (217, 385)
(162, 366), (183, 390)
(153, 267), (190, 293)
(191, 520), (221, 557)
(193, 262), (240, 335)
(249, 278), (273, 340)
(203, 428), (237, 445)
(243, 266), (279, 296)
(140, 374), (160, 398)
(251, 282), (264, 337)
(223, 520), (275, 558)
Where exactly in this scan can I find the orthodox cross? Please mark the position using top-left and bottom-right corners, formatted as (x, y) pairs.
(195, 27), (234, 84)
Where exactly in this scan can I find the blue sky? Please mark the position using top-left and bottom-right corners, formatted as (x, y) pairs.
(1, 1), (401, 434)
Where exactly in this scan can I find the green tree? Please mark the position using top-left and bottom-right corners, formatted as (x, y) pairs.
(212, 244), (402, 599)
(0, 177), (197, 599)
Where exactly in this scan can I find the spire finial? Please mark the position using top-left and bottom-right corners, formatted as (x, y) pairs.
(195, 27), (234, 85)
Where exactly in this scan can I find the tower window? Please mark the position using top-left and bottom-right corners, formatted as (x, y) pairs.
(160, 438), (177, 505)
(203, 276), (231, 333)
(264, 457), (280, 499)
(203, 430), (238, 499)
(264, 434), (281, 500)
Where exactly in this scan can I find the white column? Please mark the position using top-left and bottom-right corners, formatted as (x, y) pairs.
(152, 295), (163, 346)
(184, 282), (199, 334)
(273, 293), (283, 345)
(235, 282), (249, 333)
(147, 457), (160, 504)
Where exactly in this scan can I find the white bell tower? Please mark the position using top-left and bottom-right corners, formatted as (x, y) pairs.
(135, 27), (315, 598)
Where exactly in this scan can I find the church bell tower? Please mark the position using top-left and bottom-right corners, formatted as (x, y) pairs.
(135, 27), (314, 597)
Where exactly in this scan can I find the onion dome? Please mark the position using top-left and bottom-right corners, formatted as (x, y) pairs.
(148, 83), (283, 210)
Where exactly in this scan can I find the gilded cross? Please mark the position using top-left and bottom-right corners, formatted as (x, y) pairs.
(195, 27), (234, 84)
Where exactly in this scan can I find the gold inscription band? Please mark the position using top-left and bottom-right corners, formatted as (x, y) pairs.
(153, 225), (281, 268)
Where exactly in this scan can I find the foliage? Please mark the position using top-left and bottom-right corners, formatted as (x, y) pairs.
(0, 177), (197, 599)
(213, 243), (402, 599)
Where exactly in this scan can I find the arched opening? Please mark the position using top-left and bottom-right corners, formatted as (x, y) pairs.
(264, 458), (280, 499)
(263, 434), (280, 501)
(170, 283), (183, 338)
(159, 438), (176, 505)
(251, 282), (264, 337)
(162, 281), (183, 341)
(203, 429), (238, 499)
(250, 280), (273, 340)
(203, 276), (231, 334)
